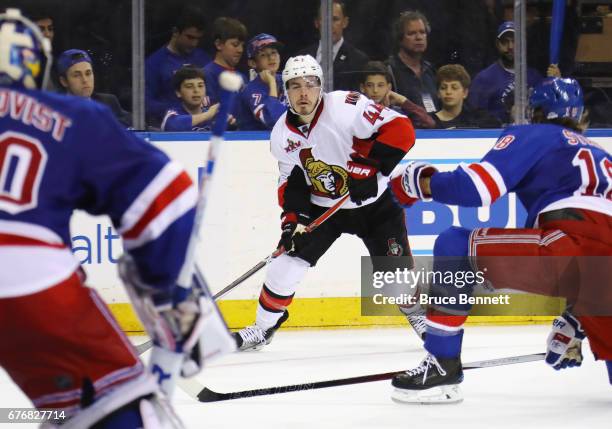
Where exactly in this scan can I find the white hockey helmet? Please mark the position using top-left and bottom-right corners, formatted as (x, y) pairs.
(282, 55), (324, 115)
(282, 54), (324, 89)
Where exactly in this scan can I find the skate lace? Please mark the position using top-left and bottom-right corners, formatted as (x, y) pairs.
(405, 354), (446, 384)
(407, 314), (427, 335)
(239, 325), (266, 345)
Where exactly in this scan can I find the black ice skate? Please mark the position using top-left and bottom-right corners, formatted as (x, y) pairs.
(391, 353), (464, 404)
(233, 310), (289, 351)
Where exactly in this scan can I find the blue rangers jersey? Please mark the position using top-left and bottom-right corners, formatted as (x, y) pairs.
(0, 87), (196, 297)
(430, 124), (612, 227)
(161, 103), (214, 131)
(145, 46), (211, 120)
(236, 74), (287, 131)
(203, 62), (246, 106)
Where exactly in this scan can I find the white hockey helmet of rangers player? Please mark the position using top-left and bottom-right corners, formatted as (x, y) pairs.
(282, 55), (324, 115)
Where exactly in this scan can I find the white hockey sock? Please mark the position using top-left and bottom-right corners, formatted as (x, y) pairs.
(256, 303), (285, 331)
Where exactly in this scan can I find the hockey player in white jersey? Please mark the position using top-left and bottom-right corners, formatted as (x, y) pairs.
(0, 9), (233, 428)
(234, 55), (422, 350)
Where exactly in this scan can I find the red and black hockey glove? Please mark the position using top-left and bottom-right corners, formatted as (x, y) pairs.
(278, 211), (311, 253)
(347, 153), (380, 205)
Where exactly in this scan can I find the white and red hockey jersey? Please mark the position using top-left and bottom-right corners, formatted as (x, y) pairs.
(270, 91), (415, 211)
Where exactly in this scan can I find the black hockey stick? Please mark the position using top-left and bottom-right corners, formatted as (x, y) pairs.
(135, 194), (351, 357)
(212, 193), (350, 301)
(196, 352), (546, 402)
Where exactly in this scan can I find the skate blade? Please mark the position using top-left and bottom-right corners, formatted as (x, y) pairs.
(391, 384), (463, 405)
(238, 341), (268, 352)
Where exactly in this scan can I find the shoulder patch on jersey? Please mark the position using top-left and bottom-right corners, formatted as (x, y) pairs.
(284, 138), (302, 153)
(344, 91), (360, 105)
(493, 134), (515, 150)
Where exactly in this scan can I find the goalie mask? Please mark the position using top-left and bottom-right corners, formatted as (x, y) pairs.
(0, 8), (52, 90)
(282, 55), (323, 116)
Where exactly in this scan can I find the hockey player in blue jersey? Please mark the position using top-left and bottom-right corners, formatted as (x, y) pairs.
(236, 33), (288, 130)
(0, 9), (233, 427)
(389, 77), (612, 403)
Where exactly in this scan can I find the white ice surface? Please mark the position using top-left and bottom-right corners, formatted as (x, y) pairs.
(1, 325), (610, 429)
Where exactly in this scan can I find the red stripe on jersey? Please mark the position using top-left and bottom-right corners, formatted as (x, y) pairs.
(427, 308), (468, 328)
(277, 181), (288, 207)
(123, 171), (192, 239)
(468, 163), (501, 203)
(374, 117), (415, 152)
(0, 233), (66, 249)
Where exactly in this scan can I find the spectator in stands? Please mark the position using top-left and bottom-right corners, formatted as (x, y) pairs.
(30, 11), (54, 42)
(204, 17), (248, 105)
(359, 61), (434, 128)
(298, 0), (369, 91)
(386, 10), (438, 114)
(237, 33), (288, 130)
(27, 9), (59, 91)
(145, 6), (211, 127)
(161, 65), (231, 131)
(57, 49), (132, 127)
(430, 64), (501, 129)
(468, 21), (544, 125)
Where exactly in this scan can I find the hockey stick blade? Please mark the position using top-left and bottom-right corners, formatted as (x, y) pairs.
(135, 340), (152, 355)
(196, 352), (545, 402)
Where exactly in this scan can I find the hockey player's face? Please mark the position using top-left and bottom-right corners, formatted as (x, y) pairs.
(251, 47), (280, 73)
(177, 78), (205, 109)
(216, 38), (244, 68)
(174, 27), (204, 55)
(61, 62), (94, 98)
(287, 77), (321, 116)
(401, 19), (427, 55)
(361, 75), (391, 104)
(438, 80), (467, 110)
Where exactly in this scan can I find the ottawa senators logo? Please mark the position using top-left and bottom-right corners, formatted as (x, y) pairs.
(386, 238), (403, 256)
(299, 148), (348, 198)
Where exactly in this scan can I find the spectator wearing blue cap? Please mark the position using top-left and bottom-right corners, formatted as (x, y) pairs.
(468, 21), (559, 125)
(236, 33), (288, 131)
(57, 49), (132, 127)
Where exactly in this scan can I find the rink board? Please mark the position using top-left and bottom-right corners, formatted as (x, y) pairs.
(68, 129), (612, 332)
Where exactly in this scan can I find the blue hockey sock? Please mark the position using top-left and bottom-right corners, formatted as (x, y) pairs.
(606, 360), (612, 385)
(424, 326), (463, 359)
